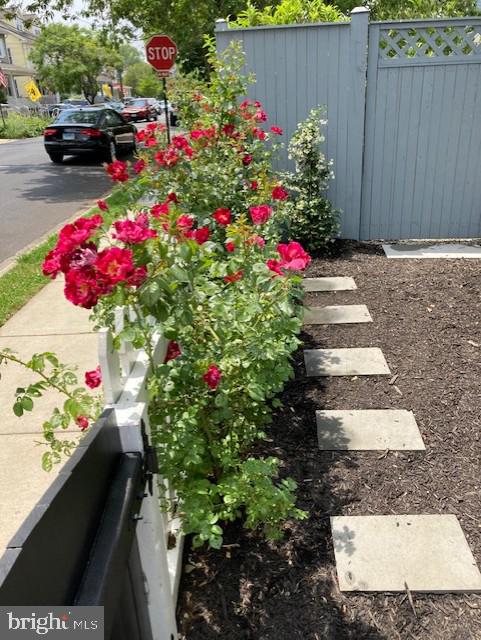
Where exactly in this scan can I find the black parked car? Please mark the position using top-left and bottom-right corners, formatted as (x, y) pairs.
(43, 107), (137, 164)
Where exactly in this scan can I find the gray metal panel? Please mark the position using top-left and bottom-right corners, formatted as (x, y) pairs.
(361, 18), (481, 239)
(217, 16), (367, 239)
(218, 15), (481, 241)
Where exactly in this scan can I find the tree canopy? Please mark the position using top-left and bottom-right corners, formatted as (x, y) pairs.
(29, 24), (121, 103)
(123, 61), (162, 96)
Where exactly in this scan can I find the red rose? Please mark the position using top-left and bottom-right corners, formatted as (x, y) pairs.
(97, 199), (108, 211)
(252, 127), (266, 140)
(250, 180), (258, 190)
(64, 269), (102, 308)
(222, 124), (235, 137)
(212, 208), (232, 226)
(106, 160), (128, 182)
(272, 185), (289, 201)
(95, 247), (135, 284)
(224, 270), (243, 283)
(133, 158), (146, 174)
(277, 241), (311, 271)
(266, 259), (284, 276)
(177, 215), (194, 231)
(113, 216), (157, 244)
(164, 341), (181, 362)
(127, 265), (148, 288)
(85, 365), (102, 389)
(145, 136), (158, 148)
(193, 226), (210, 244)
(166, 192), (178, 203)
(270, 126), (283, 135)
(255, 109), (267, 122)
(151, 202), (169, 218)
(42, 249), (63, 278)
(249, 204), (272, 225)
(203, 364), (222, 390)
(226, 241), (236, 253)
(242, 154), (253, 166)
(190, 127), (216, 140)
(76, 415), (89, 431)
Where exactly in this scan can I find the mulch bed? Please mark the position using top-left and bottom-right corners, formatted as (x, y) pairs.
(177, 241), (481, 640)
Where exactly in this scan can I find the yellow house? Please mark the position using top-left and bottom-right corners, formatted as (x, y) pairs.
(0, 13), (41, 104)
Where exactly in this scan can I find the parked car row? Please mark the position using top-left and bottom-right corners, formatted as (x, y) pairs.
(45, 97), (179, 126)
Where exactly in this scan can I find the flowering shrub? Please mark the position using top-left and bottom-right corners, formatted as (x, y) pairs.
(284, 107), (339, 253)
(3, 42), (311, 548)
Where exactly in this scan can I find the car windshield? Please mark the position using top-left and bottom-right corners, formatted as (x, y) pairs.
(130, 99), (147, 106)
(55, 110), (100, 124)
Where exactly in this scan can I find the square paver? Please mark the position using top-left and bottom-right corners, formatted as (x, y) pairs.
(331, 514), (481, 592)
(302, 277), (357, 292)
(304, 348), (390, 377)
(383, 243), (481, 259)
(316, 409), (425, 450)
(303, 305), (372, 325)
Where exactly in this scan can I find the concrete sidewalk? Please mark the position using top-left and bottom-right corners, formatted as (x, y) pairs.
(0, 279), (97, 549)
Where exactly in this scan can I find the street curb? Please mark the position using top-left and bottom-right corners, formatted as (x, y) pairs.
(0, 191), (111, 278)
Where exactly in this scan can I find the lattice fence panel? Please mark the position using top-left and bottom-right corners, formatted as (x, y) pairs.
(379, 24), (481, 63)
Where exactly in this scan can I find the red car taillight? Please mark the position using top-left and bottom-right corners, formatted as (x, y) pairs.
(43, 128), (56, 136)
(80, 129), (102, 137)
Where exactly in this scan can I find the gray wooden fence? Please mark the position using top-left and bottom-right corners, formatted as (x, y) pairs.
(216, 9), (481, 240)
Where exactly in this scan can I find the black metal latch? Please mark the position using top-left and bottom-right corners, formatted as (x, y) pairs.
(140, 418), (159, 495)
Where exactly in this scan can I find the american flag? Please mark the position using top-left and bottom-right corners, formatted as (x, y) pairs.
(0, 69), (7, 89)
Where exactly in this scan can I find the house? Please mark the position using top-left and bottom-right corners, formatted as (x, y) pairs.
(0, 12), (42, 105)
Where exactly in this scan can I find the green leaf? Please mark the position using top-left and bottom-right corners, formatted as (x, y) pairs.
(42, 452), (53, 472)
(21, 396), (34, 411)
(13, 401), (23, 417)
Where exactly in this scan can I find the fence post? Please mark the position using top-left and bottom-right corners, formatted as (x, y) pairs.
(344, 6), (370, 240)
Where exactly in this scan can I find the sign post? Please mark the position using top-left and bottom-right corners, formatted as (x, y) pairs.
(145, 35), (177, 144)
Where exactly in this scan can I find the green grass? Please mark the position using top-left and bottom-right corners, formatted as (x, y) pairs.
(0, 112), (52, 139)
(0, 188), (130, 327)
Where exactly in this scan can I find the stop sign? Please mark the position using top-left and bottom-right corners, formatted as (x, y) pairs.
(145, 35), (177, 72)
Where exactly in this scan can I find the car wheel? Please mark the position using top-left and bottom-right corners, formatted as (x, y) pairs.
(48, 152), (63, 164)
(105, 139), (117, 162)
(170, 113), (178, 127)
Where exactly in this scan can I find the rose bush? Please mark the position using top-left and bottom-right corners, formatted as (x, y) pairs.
(2, 42), (311, 548)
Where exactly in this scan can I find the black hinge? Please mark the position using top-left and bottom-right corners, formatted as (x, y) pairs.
(140, 418), (159, 495)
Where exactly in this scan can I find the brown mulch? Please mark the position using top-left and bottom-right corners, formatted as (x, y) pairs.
(177, 241), (481, 640)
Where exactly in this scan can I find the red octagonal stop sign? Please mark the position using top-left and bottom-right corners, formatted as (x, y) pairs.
(145, 34), (177, 71)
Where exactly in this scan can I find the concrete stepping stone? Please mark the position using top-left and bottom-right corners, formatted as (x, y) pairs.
(383, 243), (481, 259)
(304, 348), (390, 377)
(316, 409), (425, 450)
(331, 514), (481, 593)
(303, 277), (357, 292)
(303, 305), (372, 325)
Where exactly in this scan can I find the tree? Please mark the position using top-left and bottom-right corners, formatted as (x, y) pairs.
(118, 42), (142, 67)
(137, 75), (162, 97)
(366, 0), (479, 20)
(123, 61), (161, 96)
(29, 24), (121, 104)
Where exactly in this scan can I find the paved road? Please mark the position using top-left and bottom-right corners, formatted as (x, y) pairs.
(0, 136), (113, 265)
(0, 116), (175, 266)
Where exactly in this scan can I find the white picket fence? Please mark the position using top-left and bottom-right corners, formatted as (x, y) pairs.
(98, 307), (182, 640)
